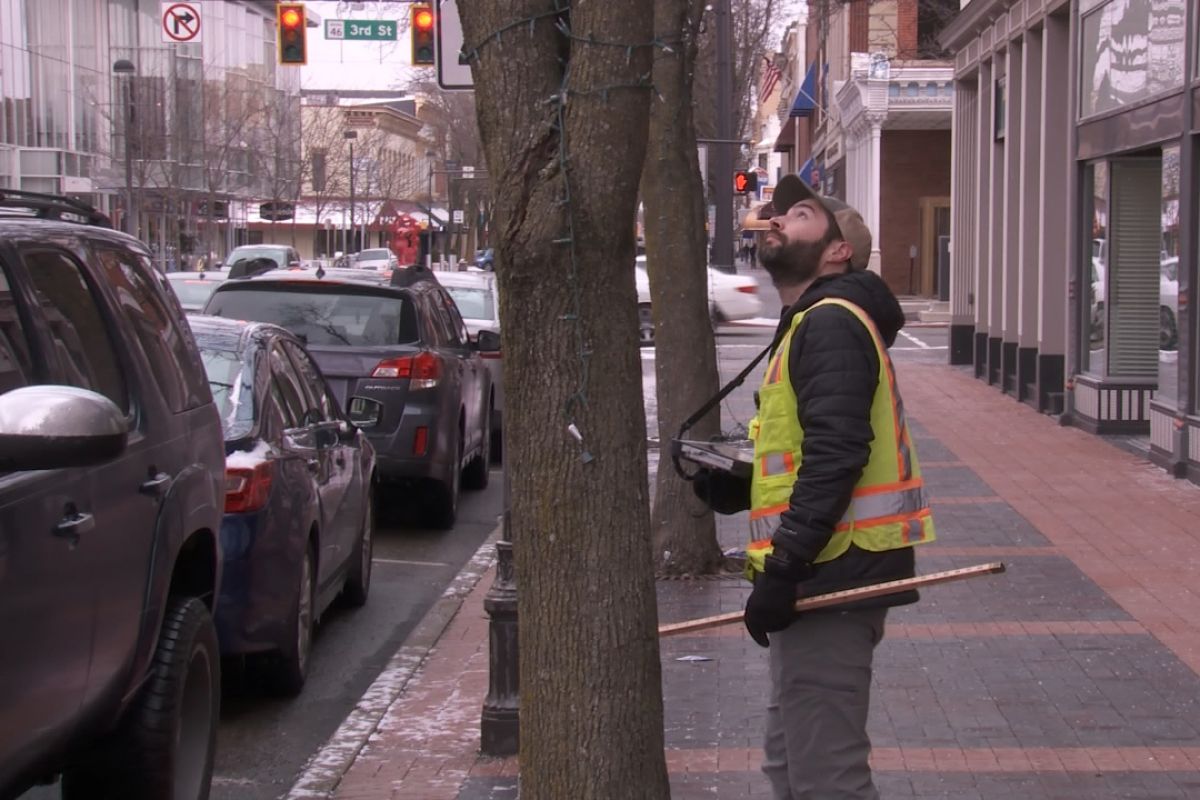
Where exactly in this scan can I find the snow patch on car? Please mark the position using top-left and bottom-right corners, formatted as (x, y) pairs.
(226, 440), (272, 469)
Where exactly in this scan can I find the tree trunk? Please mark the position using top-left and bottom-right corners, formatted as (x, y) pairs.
(643, 0), (728, 576)
(463, 2), (670, 798)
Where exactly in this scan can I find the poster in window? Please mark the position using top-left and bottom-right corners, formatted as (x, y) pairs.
(1080, 0), (1185, 118)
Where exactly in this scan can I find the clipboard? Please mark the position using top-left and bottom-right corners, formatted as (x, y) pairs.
(671, 438), (753, 480)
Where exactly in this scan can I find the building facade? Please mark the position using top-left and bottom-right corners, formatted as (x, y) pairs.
(941, 0), (1196, 480)
(0, 0), (305, 268)
(804, 0), (957, 296)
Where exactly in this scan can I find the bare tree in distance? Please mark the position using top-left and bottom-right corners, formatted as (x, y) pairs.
(642, 0), (729, 577)
(460, 2), (671, 797)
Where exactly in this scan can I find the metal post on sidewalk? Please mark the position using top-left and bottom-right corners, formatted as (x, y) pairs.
(481, 446), (518, 755)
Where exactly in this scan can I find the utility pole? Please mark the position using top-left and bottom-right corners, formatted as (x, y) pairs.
(344, 129), (358, 253)
(713, 0), (734, 272)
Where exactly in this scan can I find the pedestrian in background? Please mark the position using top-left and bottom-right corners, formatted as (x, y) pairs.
(693, 174), (935, 799)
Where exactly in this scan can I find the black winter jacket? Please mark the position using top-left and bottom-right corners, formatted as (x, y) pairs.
(767, 270), (919, 609)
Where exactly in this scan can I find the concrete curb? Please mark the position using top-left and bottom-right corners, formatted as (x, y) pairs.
(283, 525), (502, 799)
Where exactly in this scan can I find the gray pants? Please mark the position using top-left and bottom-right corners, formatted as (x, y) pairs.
(762, 608), (888, 800)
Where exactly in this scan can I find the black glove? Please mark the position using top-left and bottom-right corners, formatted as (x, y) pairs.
(743, 547), (812, 647)
(691, 468), (751, 515)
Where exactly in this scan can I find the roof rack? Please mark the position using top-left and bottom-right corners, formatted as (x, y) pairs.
(0, 189), (113, 228)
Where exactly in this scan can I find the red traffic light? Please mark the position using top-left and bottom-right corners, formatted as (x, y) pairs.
(411, 5), (435, 66)
(278, 3), (307, 64)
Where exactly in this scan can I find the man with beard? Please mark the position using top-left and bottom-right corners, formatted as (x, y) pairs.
(693, 175), (936, 799)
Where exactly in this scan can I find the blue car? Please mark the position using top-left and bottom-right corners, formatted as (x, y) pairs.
(189, 315), (378, 696)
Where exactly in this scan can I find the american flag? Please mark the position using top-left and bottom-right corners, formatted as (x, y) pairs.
(759, 55), (783, 104)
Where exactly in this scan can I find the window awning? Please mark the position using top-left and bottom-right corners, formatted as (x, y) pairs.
(789, 63), (817, 118)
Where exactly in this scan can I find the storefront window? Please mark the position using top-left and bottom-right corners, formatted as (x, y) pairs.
(1107, 158), (1162, 380)
(1080, 0), (1186, 119)
(1084, 161), (1108, 375)
(1158, 144), (1180, 406)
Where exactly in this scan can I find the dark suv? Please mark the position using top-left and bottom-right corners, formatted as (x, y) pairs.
(204, 267), (497, 528)
(0, 192), (225, 799)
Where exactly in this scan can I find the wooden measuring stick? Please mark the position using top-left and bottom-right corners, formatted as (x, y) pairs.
(657, 562), (1006, 638)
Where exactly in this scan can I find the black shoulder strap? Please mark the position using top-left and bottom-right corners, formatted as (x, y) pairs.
(671, 318), (793, 480)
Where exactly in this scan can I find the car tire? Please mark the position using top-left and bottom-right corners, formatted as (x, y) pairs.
(1161, 306), (1178, 351)
(426, 437), (461, 530)
(62, 598), (220, 800)
(264, 544), (316, 697)
(638, 303), (655, 347)
(343, 488), (374, 608)
(463, 404), (491, 491)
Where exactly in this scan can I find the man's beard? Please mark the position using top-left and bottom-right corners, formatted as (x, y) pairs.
(758, 231), (832, 287)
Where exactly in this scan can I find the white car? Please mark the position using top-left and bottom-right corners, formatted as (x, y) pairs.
(1089, 255), (1179, 351)
(349, 248), (400, 273)
(439, 270), (504, 459)
(634, 256), (762, 345)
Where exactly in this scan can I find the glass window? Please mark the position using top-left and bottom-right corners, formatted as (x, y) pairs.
(22, 248), (128, 409)
(95, 247), (204, 412)
(1080, 0), (1186, 119)
(1084, 161), (1108, 375)
(268, 344), (308, 428)
(0, 262), (34, 394)
(1158, 145), (1180, 407)
(282, 341), (335, 421)
(441, 291), (469, 346)
(198, 347), (254, 439)
(444, 286), (496, 322)
(206, 286), (420, 347)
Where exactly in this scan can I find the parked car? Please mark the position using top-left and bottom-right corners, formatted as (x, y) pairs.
(167, 268), (229, 312)
(224, 244), (302, 278)
(0, 191), (225, 798)
(473, 248), (495, 271)
(438, 270), (503, 459)
(203, 268), (498, 528)
(350, 248), (401, 273)
(189, 315), (377, 695)
(634, 255), (762, 345)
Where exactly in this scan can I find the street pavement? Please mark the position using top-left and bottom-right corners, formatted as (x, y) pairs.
(299, 276), (1200, 798)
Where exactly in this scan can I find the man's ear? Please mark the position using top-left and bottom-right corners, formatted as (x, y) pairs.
(825, 238), (855, 267)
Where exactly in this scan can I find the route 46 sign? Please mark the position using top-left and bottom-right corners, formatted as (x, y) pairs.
(161, 2), (201, 43)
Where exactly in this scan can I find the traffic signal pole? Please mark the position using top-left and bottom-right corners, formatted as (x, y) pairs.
(712, 0), (734, 273)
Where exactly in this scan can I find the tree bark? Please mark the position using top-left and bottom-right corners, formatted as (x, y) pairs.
(463, 2), (670, 798)
(642, 0), (728, 576)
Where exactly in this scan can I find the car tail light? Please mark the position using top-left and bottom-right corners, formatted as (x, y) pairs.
(413, 426), (429, 456)
(736, 285), (758, 294)
(480, 349), (502, 360)
(225, 461), (274, 513)
(371, 352), (442, 388)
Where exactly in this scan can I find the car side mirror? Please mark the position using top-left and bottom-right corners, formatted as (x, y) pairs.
(475, 329), (501, 353)
(348, 397), (384, 430)
(0, 386), (129, 470)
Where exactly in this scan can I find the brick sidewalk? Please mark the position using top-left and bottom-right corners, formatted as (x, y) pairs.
(319, 361), (1200, 799)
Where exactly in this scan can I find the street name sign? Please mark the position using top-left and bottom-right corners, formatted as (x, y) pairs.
(324, 20), (398, 41)
(436, 0), (473, 91)
(161, 2), (201, 43)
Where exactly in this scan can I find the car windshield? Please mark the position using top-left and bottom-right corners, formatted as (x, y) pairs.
(196, 346), (254, 438)
(226, 247), (288, 268)
(445, 286), (495, 321)
(356, 249), (391, 262)
(168, 276), (223, 308)
(206, 285), (420, 347)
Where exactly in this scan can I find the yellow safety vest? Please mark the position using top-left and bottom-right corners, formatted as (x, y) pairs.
(745, 298), (934, 578)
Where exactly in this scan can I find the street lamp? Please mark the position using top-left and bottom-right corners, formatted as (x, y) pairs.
(113, 59), (136, 237)
(344, 129), (358, 253)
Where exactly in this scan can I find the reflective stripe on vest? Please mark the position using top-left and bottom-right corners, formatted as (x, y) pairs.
(744, 297), (935, 576)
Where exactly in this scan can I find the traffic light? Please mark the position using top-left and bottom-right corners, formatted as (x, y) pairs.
(734, 170), (758, 195)
(412, 5), (435, 66)
(278, 3), (307, 65)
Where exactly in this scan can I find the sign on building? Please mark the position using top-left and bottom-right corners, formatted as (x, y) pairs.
(161, 1), (202, 43)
